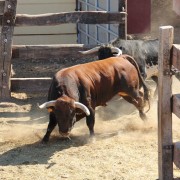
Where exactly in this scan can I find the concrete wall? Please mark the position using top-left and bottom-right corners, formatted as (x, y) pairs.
(13, 0), (77, 45)
(173, 0), (180, 16)
(151, 0), (180, 43)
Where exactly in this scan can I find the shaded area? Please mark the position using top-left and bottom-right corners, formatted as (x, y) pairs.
(0, 131), (119, 166)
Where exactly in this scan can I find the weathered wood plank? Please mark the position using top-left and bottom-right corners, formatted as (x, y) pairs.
(14, 11), (125, 26)
(173, 142), (180, 169)
(172, 44), (180, 70)
(12, 44), (96, 60)
(0, 0), (17, 100)
(172, 94), (180, 118)
(158, 26), (174, 180)
(11, 78), (52, 93)
(0, 1), (5, 15)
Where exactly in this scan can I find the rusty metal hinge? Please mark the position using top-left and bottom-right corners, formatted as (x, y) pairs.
(163, 69), (175, 76)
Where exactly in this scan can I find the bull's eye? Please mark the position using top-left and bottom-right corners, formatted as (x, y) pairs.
(71, 116), (76, 127)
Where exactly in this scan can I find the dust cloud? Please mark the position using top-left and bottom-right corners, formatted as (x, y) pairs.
(1, 77), (179, 145)
(0, 78), (180, 179)
(0, 83), (159, 145)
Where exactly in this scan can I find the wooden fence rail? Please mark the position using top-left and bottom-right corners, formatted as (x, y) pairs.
(158, 26), (180, 180)
(12, 44), (95, 60)
(0, 11), (126, 25)
(172, 44), (180, 70)
(14, 11), (126, 26)
(11, 77), (52, 93)
(0, 0), (127, 100)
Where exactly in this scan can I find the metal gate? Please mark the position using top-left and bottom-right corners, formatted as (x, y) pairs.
(77, 0), (119, 45)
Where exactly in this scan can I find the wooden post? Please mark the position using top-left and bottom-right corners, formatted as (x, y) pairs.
(0, 0), (17, 100)
(158, 26), (174, 180)
(118, 0), (127, 40)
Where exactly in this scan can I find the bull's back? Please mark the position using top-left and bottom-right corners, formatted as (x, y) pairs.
(74, 57), (138, 106)
(53, 56), (139, 106)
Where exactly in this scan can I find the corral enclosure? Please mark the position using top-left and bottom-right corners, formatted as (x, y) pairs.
(1, 77), (180, 180)
(0, 1), (180, 180)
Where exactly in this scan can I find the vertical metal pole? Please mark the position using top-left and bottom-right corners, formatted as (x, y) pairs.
(118, 0), (127, 40)
(107, 0), (110, 42)
(75, 0), (80, 43)
(158, 26), (174, 180)
(85, 0), (89, 44)
(95, 0), (98, 44)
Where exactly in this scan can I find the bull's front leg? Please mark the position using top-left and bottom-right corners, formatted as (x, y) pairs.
(86, 107), (95, 136)
(42, 112), (57, 143)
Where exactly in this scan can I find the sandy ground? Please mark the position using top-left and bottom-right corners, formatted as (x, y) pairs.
(0, 78), (180, 180)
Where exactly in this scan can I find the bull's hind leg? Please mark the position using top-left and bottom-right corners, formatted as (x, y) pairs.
(121, 92), (147, 120)
(42, 112), (57, 143)
(151, 76), (158, 97)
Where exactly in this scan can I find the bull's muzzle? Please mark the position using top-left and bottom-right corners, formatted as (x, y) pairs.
(59, 131), (71, 140)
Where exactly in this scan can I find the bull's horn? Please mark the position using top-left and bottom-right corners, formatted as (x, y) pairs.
(38, 100), (56, 109)
(111, 47), (122, 56)
(74, 102), (90, 116)
(79, 46), (100, 54)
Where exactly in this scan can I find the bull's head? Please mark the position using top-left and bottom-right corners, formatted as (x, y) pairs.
(38, 95), (90, 137)
(79, 46), (122, 60)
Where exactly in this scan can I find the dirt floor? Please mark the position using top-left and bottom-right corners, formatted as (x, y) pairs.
(0, 75), (180, 179)
(1, 1), (179, 178)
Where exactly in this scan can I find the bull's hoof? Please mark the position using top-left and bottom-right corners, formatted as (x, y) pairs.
(88, 135), (96, 143)
(41, 140), (48, 144)
(139, 112), (147, 121)
(42, 136), (49, 144)
(89, 132), (95, 137)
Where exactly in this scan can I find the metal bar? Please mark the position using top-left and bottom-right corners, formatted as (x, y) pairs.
(78, 0), (106, 11)
(107, 0), (110, 42)
(118, 0), (127, 39)
(85, 0), (88, 44)
(95, 0), (98, 42)
(78, 28), (101, 44)
(96, 24), (118, 37)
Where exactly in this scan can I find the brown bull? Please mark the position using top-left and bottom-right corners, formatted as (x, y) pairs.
(39, 55), (150, 143)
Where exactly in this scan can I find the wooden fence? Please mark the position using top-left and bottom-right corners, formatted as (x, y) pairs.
(0, 0), (127, 100)
(158, 26), (180, 180)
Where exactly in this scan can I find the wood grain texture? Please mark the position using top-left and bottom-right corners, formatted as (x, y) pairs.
(12, 44), (96, 60)
(14, 11), (125, 26)
(172, 44), (180, 70)
(172, 94), (180, 119)
(158, 26), (174, 180)
(11, 78), (52, 93)
(0, 0), (17, 100)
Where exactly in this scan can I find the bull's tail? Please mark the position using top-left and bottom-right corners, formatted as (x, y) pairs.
(124, 55), (151, 112)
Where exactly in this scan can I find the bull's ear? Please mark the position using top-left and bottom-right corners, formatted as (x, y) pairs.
(47, 107), (54, 113)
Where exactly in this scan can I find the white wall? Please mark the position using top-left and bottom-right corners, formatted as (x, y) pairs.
(13, 0), (77, 45)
